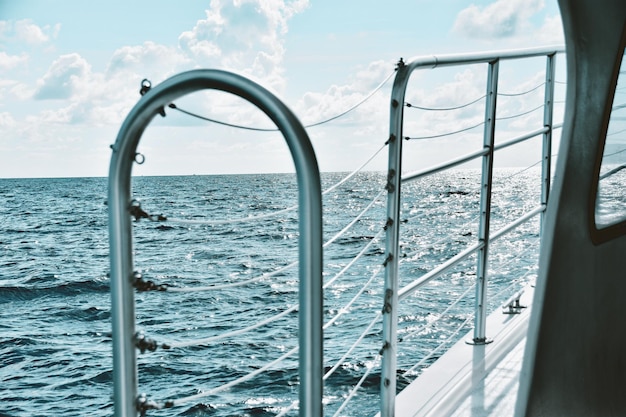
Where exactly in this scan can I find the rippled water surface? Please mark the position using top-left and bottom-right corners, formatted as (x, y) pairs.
(0, 170), (543, 416)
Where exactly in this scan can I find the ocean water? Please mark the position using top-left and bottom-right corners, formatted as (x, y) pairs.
(0, 170), (542, 417)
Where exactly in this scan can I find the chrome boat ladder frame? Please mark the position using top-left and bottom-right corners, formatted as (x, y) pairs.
(107, 70), (323, 416)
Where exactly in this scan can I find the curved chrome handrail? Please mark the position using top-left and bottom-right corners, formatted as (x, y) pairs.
(107, 70), (323, 417)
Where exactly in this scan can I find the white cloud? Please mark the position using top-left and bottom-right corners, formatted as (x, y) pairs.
(10, 82), (36, 101)
(497, 71), (548, 129)
(453, 0), (545, 39)
(403, 67), (486, 141)
(281, 59), (396, 172)
(90, 0), (313, 132)
(0, 79), (18, 102)
(0, 111), (16, 127)
(295, 59), (392, 128)
(0, 20), (9, 36)
(534, 14), (564, 45)
(27, 51), (135, 125)
(0, 19), (59, 45)
(28, 45), (195, 127)
(24, 43), (187, 128)
(11, 1), (313, 135)
(33, 53), (91, 100)
(37, 103), (82, 124)
(0, 51), (28, 70)
(178, 0), (309, 90)
(106, 41), (191, 77)
(15, 19), (50, 44)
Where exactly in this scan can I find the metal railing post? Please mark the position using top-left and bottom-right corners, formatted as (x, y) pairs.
(108, 153), (137, 417)
(380, 59), (409, 417)
(375, 46), (563, 417)
(541, 53), (557, 234)
(470, 59), (499, 345)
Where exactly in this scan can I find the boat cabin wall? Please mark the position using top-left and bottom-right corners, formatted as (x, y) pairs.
(516, 0), (626, 416)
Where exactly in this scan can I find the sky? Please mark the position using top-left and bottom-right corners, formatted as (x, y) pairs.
(0, 0), (565, 178)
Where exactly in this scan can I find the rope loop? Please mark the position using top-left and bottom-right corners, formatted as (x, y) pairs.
(136, 393), (164, 416)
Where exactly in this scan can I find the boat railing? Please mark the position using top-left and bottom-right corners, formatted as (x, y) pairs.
(107, 70), (323, 416)
(107, 46), (565, 417)
(380, 45), (565, 416)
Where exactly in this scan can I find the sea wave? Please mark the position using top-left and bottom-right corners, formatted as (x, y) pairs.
(0, 171), (542, 416)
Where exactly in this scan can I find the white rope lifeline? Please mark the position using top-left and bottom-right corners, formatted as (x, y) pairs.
(166, 229), (384, 348)
(324, 188), (386, 248)
(152, 141), (387, 227)
(332, 354), (382, 417)
(170, 346), (299, 407)
(166, 259), (297, 292)
(166, 304), (297, 349)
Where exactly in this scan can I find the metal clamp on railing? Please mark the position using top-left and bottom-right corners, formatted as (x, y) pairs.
(502, 290), (527, 315)
(136, 393), (174, 416)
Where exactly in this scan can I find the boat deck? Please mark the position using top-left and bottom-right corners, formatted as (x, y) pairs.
(392, 286), (533, 417)
(449, 335), (525, 417)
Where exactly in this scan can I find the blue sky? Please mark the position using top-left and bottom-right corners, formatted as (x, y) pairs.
(0, 0), (564, 178)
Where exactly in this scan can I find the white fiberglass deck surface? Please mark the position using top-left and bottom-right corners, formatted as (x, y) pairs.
(392, 285), (533, 417)
(449, 337), (526, 417)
